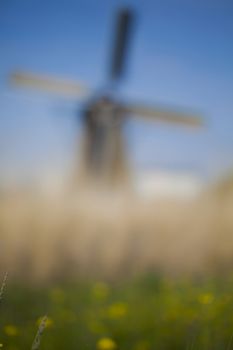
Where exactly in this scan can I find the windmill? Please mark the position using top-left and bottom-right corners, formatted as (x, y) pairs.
(9, 8), (203, 189)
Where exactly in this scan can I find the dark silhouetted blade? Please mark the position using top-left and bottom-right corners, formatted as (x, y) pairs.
(110, 8), (135, 81)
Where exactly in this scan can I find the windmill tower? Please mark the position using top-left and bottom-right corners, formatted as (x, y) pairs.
(9, 8), (203, 190)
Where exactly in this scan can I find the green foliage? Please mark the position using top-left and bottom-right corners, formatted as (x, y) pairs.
(1, 274), (233, 350)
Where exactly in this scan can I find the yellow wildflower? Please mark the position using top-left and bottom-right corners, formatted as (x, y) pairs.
(0, 343), (3, 348)
(37, 316), (53, 328)
(198, 293), (214, 305)
(4, 325), (19, 336)
(107, 302), (128, 319)
(97, 337), (117, 350)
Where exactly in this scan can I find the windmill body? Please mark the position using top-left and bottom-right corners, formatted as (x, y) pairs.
(81, 96), (128, 186)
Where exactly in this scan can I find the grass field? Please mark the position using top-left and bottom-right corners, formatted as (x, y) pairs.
(1, 176), (233, 349)
(1, 274), (233, 350)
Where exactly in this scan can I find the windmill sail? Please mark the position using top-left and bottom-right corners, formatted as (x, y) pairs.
(110, 8), (135, 81)
(10, 71), (89, 98)
(125, 104), (204, 128)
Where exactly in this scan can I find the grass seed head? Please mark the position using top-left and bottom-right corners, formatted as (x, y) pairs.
(0, 272), (8, 304)
(31, 315), (48, 350)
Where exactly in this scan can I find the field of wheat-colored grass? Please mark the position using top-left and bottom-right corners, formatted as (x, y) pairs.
(0, 174), (233, 281)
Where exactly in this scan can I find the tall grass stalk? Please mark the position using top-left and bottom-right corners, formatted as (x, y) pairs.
(0, 272), (8, 304)
(31, 315), (48, 350)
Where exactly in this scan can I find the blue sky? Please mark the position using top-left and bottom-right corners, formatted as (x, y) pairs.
(0, 0), (233, 186)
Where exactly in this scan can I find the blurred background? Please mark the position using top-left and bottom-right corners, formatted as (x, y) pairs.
(0, 0), (233, 349)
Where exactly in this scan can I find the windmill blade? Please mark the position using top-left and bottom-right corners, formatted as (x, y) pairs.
(124, 104), (204, 128)
(9, 71), (90, 98)
(110, 8), (135, 81)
